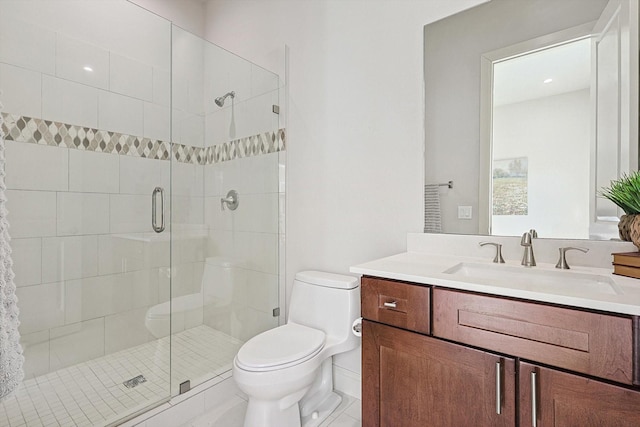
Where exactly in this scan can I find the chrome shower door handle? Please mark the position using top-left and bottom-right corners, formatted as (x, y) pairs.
(152, 187), (165, 233)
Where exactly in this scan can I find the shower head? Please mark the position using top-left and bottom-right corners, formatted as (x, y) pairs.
(214, 91), (235, 107)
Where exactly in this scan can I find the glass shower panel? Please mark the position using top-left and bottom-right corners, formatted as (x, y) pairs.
(0, 1), (172, 426)
(170, 25), (281, 393)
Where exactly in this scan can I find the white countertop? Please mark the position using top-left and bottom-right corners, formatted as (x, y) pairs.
(350, 251), (640, 316)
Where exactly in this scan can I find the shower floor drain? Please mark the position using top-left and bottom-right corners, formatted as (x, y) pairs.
(123, 375), (147, 389)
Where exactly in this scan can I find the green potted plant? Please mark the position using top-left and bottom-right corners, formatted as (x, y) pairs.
(600, 171), (640, 247)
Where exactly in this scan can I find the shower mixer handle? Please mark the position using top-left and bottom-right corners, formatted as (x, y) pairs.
(221, 190), (239, 211)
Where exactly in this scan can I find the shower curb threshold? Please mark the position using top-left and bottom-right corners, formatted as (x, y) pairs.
(119, 373), (234, 427)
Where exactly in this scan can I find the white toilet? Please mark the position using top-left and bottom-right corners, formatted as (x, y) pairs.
(145, 256), (239, 338)
(232, 270), (360, 427)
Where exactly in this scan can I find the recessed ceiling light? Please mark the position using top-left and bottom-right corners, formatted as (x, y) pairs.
(543, 78), (553, 84)
(83, 66), (93, 72)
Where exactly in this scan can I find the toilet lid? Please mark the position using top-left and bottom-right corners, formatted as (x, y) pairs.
(236, 323), (325, 371)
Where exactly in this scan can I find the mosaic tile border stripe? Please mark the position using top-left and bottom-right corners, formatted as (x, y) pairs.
(173, 128), (286, 165)
(0, 113), (285, 165)
(1, 113), (172, 160)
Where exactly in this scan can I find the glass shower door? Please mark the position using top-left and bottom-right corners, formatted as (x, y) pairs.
(0, 1), (173, 426)
(170, 25), (282, 393)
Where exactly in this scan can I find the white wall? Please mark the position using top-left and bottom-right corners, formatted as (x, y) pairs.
(203, 0), (485, 381)
(129, 0), (206, 38)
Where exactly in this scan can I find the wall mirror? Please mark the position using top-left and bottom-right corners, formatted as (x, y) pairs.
(424, 0), (638, 240)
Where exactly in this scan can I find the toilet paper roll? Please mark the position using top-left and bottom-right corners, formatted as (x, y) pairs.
(352, 317), (362, 337)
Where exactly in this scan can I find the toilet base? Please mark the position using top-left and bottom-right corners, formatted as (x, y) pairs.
(238, 358), (343, 427)
(243, 399), (301, 427)
(240, 385), (342, 427)
(300, 391), (341, 427)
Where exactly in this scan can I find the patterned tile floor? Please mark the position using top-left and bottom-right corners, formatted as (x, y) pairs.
(0, 326), (243, 427)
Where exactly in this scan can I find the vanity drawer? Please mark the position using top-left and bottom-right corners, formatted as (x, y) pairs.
(432, 288), (634, 385)
(361, 276), (430, 334)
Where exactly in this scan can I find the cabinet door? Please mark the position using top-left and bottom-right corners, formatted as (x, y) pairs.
(519, 362), (640, 427)
(363, 320), (516, 427)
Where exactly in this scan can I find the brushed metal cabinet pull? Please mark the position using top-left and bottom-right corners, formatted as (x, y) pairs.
(531, 371), (538, 427)
(383, 301), (397, 308)
(152, 187), (165, 233)
(495, 360), (502, 415)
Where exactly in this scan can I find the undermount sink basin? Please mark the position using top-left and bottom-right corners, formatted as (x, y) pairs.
(442, 262), (623, 295)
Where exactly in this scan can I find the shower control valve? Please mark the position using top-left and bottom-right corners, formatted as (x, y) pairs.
(221, 190), (239, 211)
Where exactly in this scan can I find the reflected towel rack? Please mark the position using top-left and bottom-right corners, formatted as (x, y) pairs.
(434, 181), (453, 189)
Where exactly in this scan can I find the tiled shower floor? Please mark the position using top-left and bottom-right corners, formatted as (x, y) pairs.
(0, 325), (243, 427)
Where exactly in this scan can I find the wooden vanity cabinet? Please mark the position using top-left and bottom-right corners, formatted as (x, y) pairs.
(361, 275), (640, 427)
(432, 288), (635, 385)
(363, 320), (516, 427)
(361, 276), (431, 334)
(519, 362), (640, 427)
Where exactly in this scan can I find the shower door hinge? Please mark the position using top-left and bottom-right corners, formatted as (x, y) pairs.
(179, 380), (191, 395)
(272, 104), (280, 114)
(272, 307), (280, 317)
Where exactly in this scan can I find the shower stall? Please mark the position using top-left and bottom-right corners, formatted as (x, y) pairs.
(0, 1), (283, 425)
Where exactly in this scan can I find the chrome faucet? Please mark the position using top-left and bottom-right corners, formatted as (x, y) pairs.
(479, 242), (505, 263)
(520, 229), (537, 267)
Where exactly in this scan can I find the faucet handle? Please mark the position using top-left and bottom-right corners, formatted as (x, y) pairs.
(529, 229), (538, 238)
(555, 247), (589, 270)
(479, 242), (505, 263)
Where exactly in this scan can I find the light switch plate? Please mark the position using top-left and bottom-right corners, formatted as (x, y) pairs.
(458, 206), (472, 220)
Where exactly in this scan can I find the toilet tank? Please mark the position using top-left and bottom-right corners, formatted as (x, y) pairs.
(288, 271), (360, 350)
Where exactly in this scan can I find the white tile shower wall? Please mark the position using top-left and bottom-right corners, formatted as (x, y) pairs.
(204, 89), (279, 146)
(98, 89), (145, 137)
(2, 134), (212, 378)
(0, 11), (56, 75)
(0, 0), (281, 384)
(68, 150), (120, 194)
(5, 140), (68, 191)
(0, 63), (42, 119)
(204, 42), (251, 109)
(49, 318), (105, 371)
(6, 190), (57, 238)
(0, 2), (174, 144)
(15, 282), (65, 335)
(57, 192), (110, 236)
(172, 27), (205, 148)
(20, 330), (50, 379)
(3, 145), (176, 377)
(203, 153), (280, 341)
(41, 235), (99, 283)
(109, 52), (154, 102)
(42, 74), (100, 129)
(104, 307), (154, 354)
(144, 102), (172, 142)
(55, 33), (110, 90)
(109, 194), (154, 234)
(11, 238), (42, 287)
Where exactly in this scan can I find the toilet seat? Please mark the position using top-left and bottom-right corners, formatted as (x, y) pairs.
(236, 323), (325, 372)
